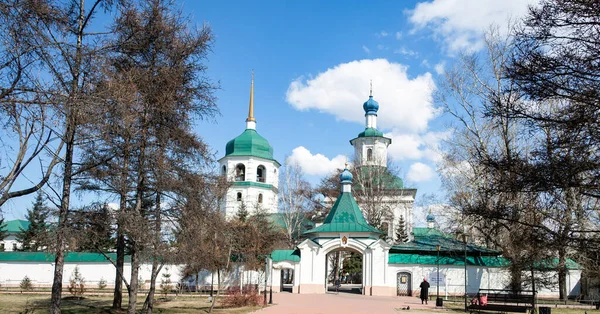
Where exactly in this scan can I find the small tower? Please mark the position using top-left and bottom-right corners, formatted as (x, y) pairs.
(426, 210), (436, 229)
(349, 85), (392, 167)
(218, 72), (281, 218)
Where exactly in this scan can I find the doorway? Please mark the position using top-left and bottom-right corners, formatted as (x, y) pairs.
(397, 272), (412, 296)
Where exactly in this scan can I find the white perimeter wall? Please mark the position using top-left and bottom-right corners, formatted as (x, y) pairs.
(387, 264), (581, 298)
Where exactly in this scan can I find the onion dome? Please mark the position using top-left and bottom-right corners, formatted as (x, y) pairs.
(363, 96), (379, 115)
(426, 211), (436, 223)
(340, 168), (353, 184)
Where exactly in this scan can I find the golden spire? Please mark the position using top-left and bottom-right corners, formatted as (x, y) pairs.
(246, 70), (256, 122)
(370, 79), (373, 96)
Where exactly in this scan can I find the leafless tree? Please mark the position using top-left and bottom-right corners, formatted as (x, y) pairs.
(278, 159), (313, 248)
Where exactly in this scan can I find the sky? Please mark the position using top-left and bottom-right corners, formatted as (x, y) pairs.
(1, 0), (538, 222)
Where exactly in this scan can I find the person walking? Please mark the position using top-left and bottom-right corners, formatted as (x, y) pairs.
(420, 278), (430, 304)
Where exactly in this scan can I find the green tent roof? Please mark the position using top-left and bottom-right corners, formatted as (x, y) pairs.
(0, 252), (129, 263)
(225, 129), (279, 163)
(3, 220), (30, 233)
(271, 249), (300, 262)
(305, 192), (383, 234)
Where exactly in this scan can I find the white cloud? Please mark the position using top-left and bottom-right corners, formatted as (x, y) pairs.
(434, 60), (446, 75)
(407, 0), (537, 52)
(362, 45), (371, 54)
(421, 59), (431, 68)
(394, 47), (419, 58)
(395, 31), (403, 40)
(286, 146), (347, 176)
(376, 30), (389, 38)
(286, 59), (437, 132)
(384, 129), (450, 162)
(407, 162), (435, 182)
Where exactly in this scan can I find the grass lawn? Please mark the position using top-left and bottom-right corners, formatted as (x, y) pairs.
(0, 293), (262, 314)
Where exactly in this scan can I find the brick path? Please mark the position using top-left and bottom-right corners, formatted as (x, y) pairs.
(255, 292), (448, 314)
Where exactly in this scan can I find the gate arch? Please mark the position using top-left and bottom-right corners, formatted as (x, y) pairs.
(397, 272), (412, 296)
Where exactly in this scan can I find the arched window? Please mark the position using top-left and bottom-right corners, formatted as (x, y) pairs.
(367, 148), (373, 161)
(236, 192), (242, 202)
(257, 165), (266, 183)
(258, 193), (263, 203)
(235, 164), (245, 181)
(222, 165), (227, 176)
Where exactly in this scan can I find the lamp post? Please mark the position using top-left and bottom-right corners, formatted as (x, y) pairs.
(269, 260), (273, 304)
(436, 244), (442, 307)
(463, 234), (468, 312)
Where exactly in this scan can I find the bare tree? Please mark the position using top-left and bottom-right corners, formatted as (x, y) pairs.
(278, 160), (313, 248)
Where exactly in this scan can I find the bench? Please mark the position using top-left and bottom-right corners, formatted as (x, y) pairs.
(468, 289), (535, 313)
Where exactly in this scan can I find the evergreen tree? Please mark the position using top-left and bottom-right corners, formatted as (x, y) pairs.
(395, 215), (408, 243)
(236, 201), (248, 222)
(16, 191), (49, 251)
(0, 216), (7, 250)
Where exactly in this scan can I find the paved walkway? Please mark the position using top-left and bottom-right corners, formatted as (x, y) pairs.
(255, 292), (450, 314)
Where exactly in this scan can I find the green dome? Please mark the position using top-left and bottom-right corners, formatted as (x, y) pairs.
(358, 127), (384, 138)
(225, 129), (274, 160)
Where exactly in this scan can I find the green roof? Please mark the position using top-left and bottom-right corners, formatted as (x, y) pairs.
(3, 220), (30, 233)
(0, 252), (129, 263)
(305, 192), (383, 234)
(354, 166), (404, 190)
(393, 227), (499, 256)
(225, 129), (279, 164)
(357, 127), (384, 138)
(232, 181), (277, 191)
(268, 213), (314, 234)
(389, 253), (510, 267)
(271, 249), (300, 262)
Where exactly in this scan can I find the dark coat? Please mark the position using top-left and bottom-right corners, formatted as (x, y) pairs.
(419, 280), (430, 300)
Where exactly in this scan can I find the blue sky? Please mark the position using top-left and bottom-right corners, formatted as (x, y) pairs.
(2, 0), (537, 222)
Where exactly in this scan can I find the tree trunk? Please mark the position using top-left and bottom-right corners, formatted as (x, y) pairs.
(145, 191), (162, 313)
(558, 253), (567, 301)
(209, 269), (220, 313)
(113, 148), (129, 309)
(144, 261), (160, 314)
(50, 0), (85, 311)
(127, 247), (140, 314)
(50, 116), (76, 314)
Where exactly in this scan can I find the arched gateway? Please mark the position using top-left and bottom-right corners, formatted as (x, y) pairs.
(271, 167), (394, 296)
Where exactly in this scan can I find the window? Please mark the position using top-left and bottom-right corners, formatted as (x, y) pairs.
(235, 164), (245, 181)
(222, 165), (226, 176)
(258, 193), (263, 203)
(0, 243), (4, 251)
(237, 192), (242, 201)
(367, 148), (373, 161)
(12, 243), (17, 251)
(257, 165), (266, 182)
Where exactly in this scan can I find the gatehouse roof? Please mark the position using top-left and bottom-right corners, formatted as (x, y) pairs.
(304, 192), (383, 234)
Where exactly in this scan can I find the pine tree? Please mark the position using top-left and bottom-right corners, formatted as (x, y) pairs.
(236, 201), (248, 222)
(395, 215), (409, 243)
(16, 191), (49, 251)
(0, 216), (7, 250)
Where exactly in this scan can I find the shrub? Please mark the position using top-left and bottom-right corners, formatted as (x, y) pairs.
(68, 266), (85, 297)
(20, 276), (33, 292)
(137, 276), (145, 291)
(98, 277), (107, 290)
(160, 271), (173, 297)
(221, 286), (263, 308)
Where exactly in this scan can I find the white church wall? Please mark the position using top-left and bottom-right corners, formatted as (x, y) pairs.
(220, 155), (279, 218)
